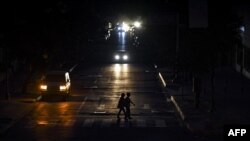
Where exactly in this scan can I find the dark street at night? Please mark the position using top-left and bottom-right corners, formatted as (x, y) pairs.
(1, 0), (250, 141)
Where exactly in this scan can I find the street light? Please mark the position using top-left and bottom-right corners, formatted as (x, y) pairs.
(122, 22), (129, 32)
(134, 21), (141, 28)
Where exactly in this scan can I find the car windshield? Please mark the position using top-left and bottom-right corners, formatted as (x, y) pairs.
(45, 74), (65, 82)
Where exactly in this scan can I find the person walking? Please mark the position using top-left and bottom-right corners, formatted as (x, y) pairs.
(117, 93), (126, 119)
(124, 92), (135, 119)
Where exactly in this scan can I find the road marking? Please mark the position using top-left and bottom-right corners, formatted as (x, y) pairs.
(137, 119), (146, 127)
(93, 111), (106, 114)
(155, 119), (166, 127)
(171, 96), (185, 120)
(77, 96), (87, 114)
(98, 104), (105, 109)
(151, 110), (160, 113)
(101, 119), (112, 127)
(143, 104), (150, 109)
(82, 119), (94, 127)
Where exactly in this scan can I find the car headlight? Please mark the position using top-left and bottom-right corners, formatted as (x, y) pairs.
(40, 85), (47, 90)
(123, 55), (128, 60)
(115, 55), (120, 60)
(60, 85), (67, 91)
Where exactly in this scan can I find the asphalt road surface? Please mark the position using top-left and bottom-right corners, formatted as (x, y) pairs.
(1, 63), (210, 141)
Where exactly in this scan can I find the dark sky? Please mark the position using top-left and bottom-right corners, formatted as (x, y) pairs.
(2, 0), (186, 22)
(0, 0), (187, 59)
(2, 0), (248, 30)
(0, 0), (189, 37)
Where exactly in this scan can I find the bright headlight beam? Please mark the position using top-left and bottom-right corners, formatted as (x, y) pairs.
(60, 85), (67, 91)
(115, 55), (120, 60)
(123, 55), (128, 60)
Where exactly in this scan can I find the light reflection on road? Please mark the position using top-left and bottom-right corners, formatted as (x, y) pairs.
(35, 102), (74, 127)
(112, 64), (130, 91)
(118, 32), (126, 50)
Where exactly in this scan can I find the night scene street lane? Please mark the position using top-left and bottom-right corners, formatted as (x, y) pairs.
(2, 1), (250, 141)
(1, 63), (210, 141)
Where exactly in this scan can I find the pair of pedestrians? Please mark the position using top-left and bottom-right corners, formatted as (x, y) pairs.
(117, 92), (135, 120)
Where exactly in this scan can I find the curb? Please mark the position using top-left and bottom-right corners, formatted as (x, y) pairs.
(155, 66), (190, 134)
(154, 64), (166, 88)
(170, 96), (186, 121)
(155, 64), (186, 122)
(158, 72), (167, 87)
(0, 102), (36, 136)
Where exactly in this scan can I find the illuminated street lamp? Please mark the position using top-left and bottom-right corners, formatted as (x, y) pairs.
(134, 21), (141, 28)
(122, 22), (129, 32)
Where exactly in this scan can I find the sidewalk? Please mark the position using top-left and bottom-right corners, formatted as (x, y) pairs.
(0, 70), (41, 101)
(0, 70), (40, 135)
(0, 100), (37, 135)
(158, 67), (250, 140)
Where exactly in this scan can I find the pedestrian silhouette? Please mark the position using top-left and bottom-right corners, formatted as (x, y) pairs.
(117, 93), (126, 119)
(124, 92), (135, 119)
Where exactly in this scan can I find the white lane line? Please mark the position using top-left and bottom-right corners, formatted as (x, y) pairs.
(143, 104), (150, 109)
(77, 96), (87, 114)
(155, 119), (166, 127)
(137, 119), (146, 127)
(94, 111), (106, 114)
(98, 104), (105, 110)
(82, 119), (94, 127)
